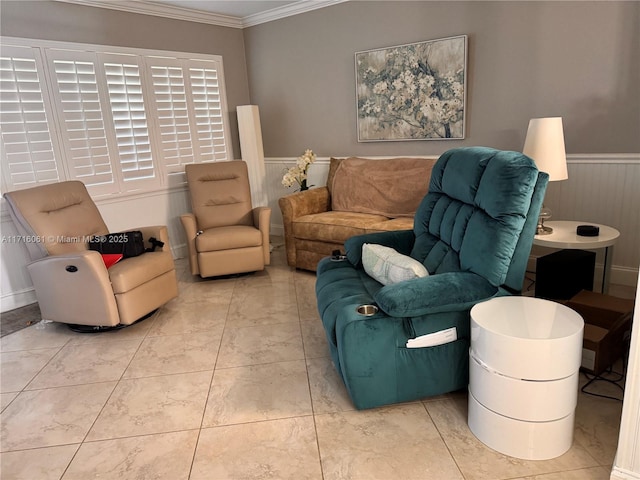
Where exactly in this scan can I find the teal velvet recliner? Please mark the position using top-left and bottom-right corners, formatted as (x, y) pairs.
(315, 147), (549, 410)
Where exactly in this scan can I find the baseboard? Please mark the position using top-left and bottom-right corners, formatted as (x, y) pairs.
(611, 466), (640, 480)
(271, 224), (284, 237)
(612, 266), (640, 288)
(1, 288), (37, 313)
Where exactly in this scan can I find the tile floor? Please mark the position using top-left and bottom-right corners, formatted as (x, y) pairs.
(0, 241), (631, 479)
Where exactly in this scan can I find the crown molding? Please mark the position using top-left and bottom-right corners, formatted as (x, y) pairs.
(55, 0), (245, 28)
(53, 0), (349, 29)
(243, 0), (349, 27)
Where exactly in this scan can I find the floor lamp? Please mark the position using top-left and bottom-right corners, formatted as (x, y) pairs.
(237, 105), (268, 208)
(522, 117), (568, 235)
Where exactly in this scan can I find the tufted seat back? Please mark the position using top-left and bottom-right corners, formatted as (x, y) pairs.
(3, 180), (109, 260)
(185, 161), (254, 231)
(410, 147), (548, 291)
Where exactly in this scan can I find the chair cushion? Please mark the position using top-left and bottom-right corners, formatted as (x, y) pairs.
(362, 243), (428, 285)
(108, 251), (175, 294)
(196, 225), (263, 252)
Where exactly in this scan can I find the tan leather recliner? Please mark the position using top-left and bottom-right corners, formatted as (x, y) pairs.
(3, 181), (179, 329)
(181, 161), (271, 278)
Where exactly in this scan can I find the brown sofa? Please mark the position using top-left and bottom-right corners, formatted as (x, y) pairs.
(278, 156), (436, 271)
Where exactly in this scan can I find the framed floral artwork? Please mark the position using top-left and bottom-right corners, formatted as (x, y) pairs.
(355, 35), (467, 142)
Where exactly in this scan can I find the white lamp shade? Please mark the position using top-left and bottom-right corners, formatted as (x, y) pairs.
(523, 117), (568, 181)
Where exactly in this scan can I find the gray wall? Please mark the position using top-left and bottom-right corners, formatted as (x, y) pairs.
(1, 1), (638, 158)
(0, 0), (251, 156)
(243, 1), (640, 157)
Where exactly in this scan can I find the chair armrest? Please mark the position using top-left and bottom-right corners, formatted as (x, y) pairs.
(252, 206), (271, 230)
(345, 230), (416, 266)
(180, 213), (199, 275)
(253, 206), (272, 265)
(373, 271), (499, 317)
(27, 250), (120, 326)
(137, 225), (172, 253)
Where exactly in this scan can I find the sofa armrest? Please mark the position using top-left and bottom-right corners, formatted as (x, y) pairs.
(373, 271), (500, 317)
(27, 250), (120, 327)
(278, 187), (330, 267)
(278, 187), (331, 218)
(253, 206), (272, 265)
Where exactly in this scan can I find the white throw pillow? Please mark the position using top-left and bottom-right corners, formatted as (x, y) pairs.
(362, 243), (429, 285)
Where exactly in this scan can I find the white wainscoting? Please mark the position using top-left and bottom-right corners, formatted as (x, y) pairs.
(533, 154), (640, 287)
(2, 153), (638, 312)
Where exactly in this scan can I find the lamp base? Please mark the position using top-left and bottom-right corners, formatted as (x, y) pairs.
(536, 206), (553, 235)
(536, 224), (554, 235)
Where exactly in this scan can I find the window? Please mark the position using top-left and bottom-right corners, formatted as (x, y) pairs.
(0, 38), (233, 197)
(146, 57), (231, 187)
(149, 61), (195, 173)
(102, 54), (158, 192)
(0, 45), (62, 190)
(47, 50), (116, 195)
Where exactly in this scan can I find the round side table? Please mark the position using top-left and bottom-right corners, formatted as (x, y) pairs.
(467, 296), (584, 460)
(533, 220), (620, 294)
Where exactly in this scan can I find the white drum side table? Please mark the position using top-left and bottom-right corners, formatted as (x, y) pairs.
(468, 296), (584, 460)
(533, 220), (620, 294)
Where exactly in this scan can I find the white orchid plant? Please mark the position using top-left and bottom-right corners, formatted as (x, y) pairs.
(282, 149), (316, 191)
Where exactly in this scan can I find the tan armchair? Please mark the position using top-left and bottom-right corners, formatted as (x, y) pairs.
(3, 181), (179, 330)
(180, 161), (271, 278)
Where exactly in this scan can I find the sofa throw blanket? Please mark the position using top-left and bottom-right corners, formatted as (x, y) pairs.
(331, 157), (435, 218)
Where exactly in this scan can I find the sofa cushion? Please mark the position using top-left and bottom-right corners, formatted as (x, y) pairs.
(366, 217), (414, 233)
(331, 157), (435, 218)
(293, 211), (389, 244)
(362, 243), (429, 285)
(326, 157), (344, 198)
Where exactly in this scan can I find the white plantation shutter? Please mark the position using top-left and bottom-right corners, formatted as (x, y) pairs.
(1, 38), (232, 195)
(45, 49), (115, 195)
(147, 58), (195, 174)
(146, 57), (231, 185)
(103, 54), (159, 191)
(189, 60), (230, 163)
(0, 45), (61, 190)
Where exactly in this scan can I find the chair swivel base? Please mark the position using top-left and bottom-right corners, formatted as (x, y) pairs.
(67, 309), (158, 333)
